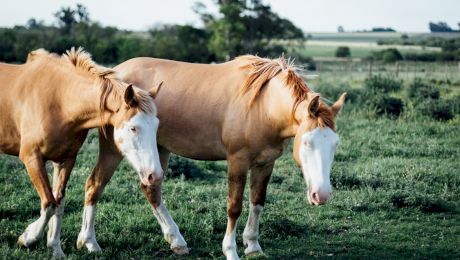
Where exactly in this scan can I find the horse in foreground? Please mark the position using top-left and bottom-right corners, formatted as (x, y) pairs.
(0, 48), (162, 257)
(78, 55), (346, 259)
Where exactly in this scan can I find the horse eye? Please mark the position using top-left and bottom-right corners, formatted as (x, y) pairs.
(130, 127), (137, 133)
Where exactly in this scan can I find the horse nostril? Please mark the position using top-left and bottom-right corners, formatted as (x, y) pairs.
(312, 192), (319, 202)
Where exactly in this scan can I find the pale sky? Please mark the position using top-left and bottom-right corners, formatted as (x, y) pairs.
(1, 0), (459, 32)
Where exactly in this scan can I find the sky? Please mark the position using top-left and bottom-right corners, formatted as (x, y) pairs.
(1, 0), (459, 32)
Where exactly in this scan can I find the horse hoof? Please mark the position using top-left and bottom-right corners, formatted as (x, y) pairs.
(172, 246), (189, 255)
(76, 239), (102, 252)
(245, 250), (264, 257)
(18, 233), (38, 248)
(51, 248), (66, 259)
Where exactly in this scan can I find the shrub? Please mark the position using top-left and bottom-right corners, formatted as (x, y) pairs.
(416, 99), (454, 121)
(361, 75), (404, 117)
(373, 96), (404, 116)
(313, 82), (361, 104)
(370, 48), (403, 63)
(335, 46), (351, 58)
(166, 155), (204, 179)
(364, 75), (403, 93)
(407, 78), (440, 102)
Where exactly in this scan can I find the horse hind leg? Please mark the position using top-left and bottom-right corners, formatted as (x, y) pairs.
(142, 146), (188, 255)
(17, 149), (56, 248)
(243, 163), (274, 256)
(46, 159), (76, 258)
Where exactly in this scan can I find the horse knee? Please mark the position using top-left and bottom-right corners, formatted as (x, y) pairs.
(227, 199), (243, 220)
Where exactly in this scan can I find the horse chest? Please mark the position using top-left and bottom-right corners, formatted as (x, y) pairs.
(41, 131), (88, 161)
(253, 143), (286, 166)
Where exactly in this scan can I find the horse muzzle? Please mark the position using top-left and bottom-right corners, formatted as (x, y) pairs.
(140, 170), (164, 186)
(308, 189), (332, 206)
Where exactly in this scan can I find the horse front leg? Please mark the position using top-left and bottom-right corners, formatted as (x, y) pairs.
(243, 163), (274, 256)
(141, 146), (188, 255)
(77, 129), (122, 252)
(17, 148), (56, 248)
(222, 154), (250, 260)
(46, 158), (76, 258)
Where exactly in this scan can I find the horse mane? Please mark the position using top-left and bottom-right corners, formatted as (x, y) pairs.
(237, 55), (335, 129)
(63, 47), (156, 117)
(27, 47), (156, 136)
(26, 48), (59, 63)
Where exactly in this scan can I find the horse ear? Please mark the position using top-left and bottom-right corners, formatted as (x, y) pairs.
(149, 81), (163, 99)
(124, 84), (138, 107)
(331, 92), (347, 117)
(307, 93), (320, 117)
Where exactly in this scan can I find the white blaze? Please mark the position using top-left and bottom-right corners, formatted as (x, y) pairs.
(299, 127), (339, 204)
(113, 112), (162, 185)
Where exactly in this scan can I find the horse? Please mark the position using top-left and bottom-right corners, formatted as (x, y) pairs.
(77, 55), (346, 259)
(0, 47), (163, 257)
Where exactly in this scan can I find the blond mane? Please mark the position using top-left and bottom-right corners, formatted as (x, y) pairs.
(237, 55), (335, 129)
(27, 47), (156, 136)
(63, 47), (155, 116)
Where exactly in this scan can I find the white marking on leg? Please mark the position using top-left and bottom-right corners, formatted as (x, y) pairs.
(222, 219), (240, 260)
(18, 206), (54, 247)
(47, 199), (66, 258)
(243, 204), (263, 255)
(152, 202), (189, 254)
(77, 205), (101, 252)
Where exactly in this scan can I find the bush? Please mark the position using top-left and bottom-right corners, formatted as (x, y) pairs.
(373, 96), (404, 116)
(313, 82), (361, 104)
(335, 46), (351, 58)
(364, 75), (403, 93)
(416, 99), (455, 121)
(166, 155), (204, 179)
(362, 75), (404, 117)
(407, 78), (440, 102)
(370, 48), (403, 63)
(297, 56), (316, 70)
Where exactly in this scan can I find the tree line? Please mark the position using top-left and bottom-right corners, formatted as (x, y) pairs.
(0, 1), (304, 64)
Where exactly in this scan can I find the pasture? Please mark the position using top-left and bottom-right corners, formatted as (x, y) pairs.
(1, 67), (459, 259)
(295, 32), (447, 59)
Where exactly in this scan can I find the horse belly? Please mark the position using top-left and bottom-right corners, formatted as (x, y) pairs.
(158, 128), (227, 160)
(0, 120), (20, 155)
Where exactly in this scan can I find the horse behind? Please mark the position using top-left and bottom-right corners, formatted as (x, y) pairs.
(0, 47), (162, 257)
(79, 55), (346, 259)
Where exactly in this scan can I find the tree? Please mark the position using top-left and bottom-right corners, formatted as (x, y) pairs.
(54, 7), (76, 34)
(337, 25), (344, 33)
(429, 22), (453, 32)
(335, 46), (350, 58)
(207, 0), (246, 60)
(198, 0), (304, 60)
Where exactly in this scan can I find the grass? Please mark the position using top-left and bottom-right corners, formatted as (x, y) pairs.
(299, 41), (440, 59)
(1, 75), (460, 259)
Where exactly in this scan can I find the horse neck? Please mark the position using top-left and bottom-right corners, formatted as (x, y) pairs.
(64, 78), (115, 130)
(258, 78), (303, 139)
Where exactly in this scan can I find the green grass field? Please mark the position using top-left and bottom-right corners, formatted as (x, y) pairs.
(1, 73), (460, 259)
(290, 32), (445, 59)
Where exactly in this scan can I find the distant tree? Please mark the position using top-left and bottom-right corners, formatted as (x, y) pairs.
(401, 34), (408, 40)
(54, 7), (76, 34)
(198, 0), (304, 60)
(335, 46), (350, 58)
(337, 25), (344, 33)
(372, 27), (396, 32)
(382, 48), (402, 62)
(26, 18), (45, 29)
(429, 22), (453, 32)
(76, 4), (90, 23)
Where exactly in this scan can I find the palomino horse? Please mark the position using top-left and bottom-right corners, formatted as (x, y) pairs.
(0, 47), (162, 257)
(78, 55), (346, 259)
